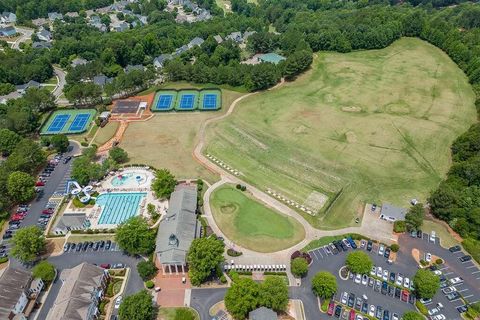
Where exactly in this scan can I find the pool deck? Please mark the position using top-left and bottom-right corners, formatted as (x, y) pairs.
(62, 167), (167, 229)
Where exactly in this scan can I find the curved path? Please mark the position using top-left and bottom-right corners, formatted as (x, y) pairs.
(192, 79), (396, 267)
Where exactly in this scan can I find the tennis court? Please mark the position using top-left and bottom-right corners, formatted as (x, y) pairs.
(199, 89), (222, 111)
(41, 109), (96, 135)
(152, 90), (177, 111)
(175, 90), (199, 111)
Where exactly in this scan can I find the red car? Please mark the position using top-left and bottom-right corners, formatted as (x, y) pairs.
(35, 181), (45, 186)
(327, 301), (335, 316)
(11, 215), (23, 221)
(100, 263), (110, 269)
(42, 209), (53, 214)
(401, 290), (409, 302)
(349, 309), (355, 320)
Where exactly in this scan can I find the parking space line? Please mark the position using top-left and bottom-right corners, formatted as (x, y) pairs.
(439, 266), (449, 271)
(450, 298), (462, 303)
(444, 272), (453, 276)
(466, 265), (476, 269)
(463, 294), (474, 299)
(311, 251), (318, 260)
(458, 289), (469, 293)
(471, 270), (480, 275)
(317, 250), (323, 259)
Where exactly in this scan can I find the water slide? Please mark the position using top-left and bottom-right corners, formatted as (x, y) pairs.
(67, 180), (95, 203)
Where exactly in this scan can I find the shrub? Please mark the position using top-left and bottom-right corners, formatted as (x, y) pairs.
(435, 258), (443, 265)
(291, 257), (309, 278)
(415, 301), (428, 316)
(0, 257), (8, 264)
(227, 248), (243, 257)
(220, 275), (227, 283)
(236, 184), (241, 189)
(394, 220), (406, 233)
(145, 280), (154, 289)
(390, 244), (400, 252)
(137, 260), (158, 281)
(291, 251), (312, 264)
(80, 141), (88, 147)
(345, 251), (373, 274)
(420, 259), (428, 266)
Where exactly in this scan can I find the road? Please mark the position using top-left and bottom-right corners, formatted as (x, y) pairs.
(52, 66), (66, 100)
(37, 251), (144, 319)
(11, 27), (34, 50)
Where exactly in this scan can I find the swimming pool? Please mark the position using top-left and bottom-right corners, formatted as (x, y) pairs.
(111, 172), (148, 187)
(96, 192), (146, 225)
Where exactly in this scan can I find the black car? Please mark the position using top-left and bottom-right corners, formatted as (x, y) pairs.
(334, 305), (342, 318)
(63, 243), (70, 252)
(389, 272), (396, 283)
(394, 287), (401, 298)
(339, 241), (348, 252)
(449, 245), (462, 253)
(381, 281), (388, 295)
(347, 293), (355, 308)
(2, 232), (12, 239)
(416, 230), (422, 238)
(100, 240), (105, 248)
(456, 305), (468, 313)
(383, 310), (390, 320)
(75, 243), (82, 251)
(70, 243), (76, 250)
(362, 302), (368, 314)
(355, 297), (362, 311)
(63, 156), (72, 164)
(408, 293), (415, 304)
(330, 243), (339, 255)
(87, 241), (94, 249)
(367, 240), (373, 251)
(388, 285), (394, 297)
(375, 306), (383, 320)
(8, 220), (21, 226)
(82, 242), (89, 251)
(93, 242), (100, 251)
(333, 241), (342, 252)
(371, 203), (377, 211)
(459, 255), (472, 262)
(384, 248), (391, 258)
(105, 240), (111, 250)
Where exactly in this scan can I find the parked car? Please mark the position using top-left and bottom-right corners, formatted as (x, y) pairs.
(355, 273), (361, 284)
(343, 239), (351, 249)
(75, 243), (82, 251)
(403, 277), (410, 288)
(376, 267), (383, 278)
(416, 230), (422, 238)
(348, 293), (355, 308)
(341, 292), (348, 305)
(384, 248), (391, 258)
(368, 277), (374, 287)
(392, 313), (399, 320)
(349, 309), (356, 320)
(394, 287), (401, 299)
(419, 298), (432, 304)
(425, 252), (432, 262)
(388, 285), (394, 297)
(382, 270), (388, 281)
(375, 306), (383, 320)
(369, 305), (375, 317)
(70, 243), (76, 251)
(361, 302), (368, 314)
(429, 231), (436, 242)
(335, 305), (342, 318)
(383, 310), (390, 320)
(450, 277), (464, 285)
(456, 305), (468, 313)
(374, 280), (381, 292)
(431, 315), (446, 320)
(329, 243), (339, 255)
(35, 181), (45, 187)
(63, 156), (72, 164)
(401, 290), (409, 302)
(371, 203), (377, 211)
(381, 281), (388, 295)
(371, 266), (376, 276)
(63, 243), (70, 252)
(362, 274), (368, 285)
(389, 272), (396, 283)
(367, 240), (373, 251)
(114, 295), (122, 309)
(448, 245), (461, 253)
(396, 273), (403, 286)
(105, 240), (111, 250)
(408, 293), (416, 304)
(378, 244), (385, 256)
(328, 301), (335, 316)
(112, 263), (125, 269)
(459, 255), (472, 262)
(347, 237), (357, 249)
(427, 303), (443, 316)
(100, 263), (110, 269)
(355, 297), (362, 311)
(446, 292), (460, 301)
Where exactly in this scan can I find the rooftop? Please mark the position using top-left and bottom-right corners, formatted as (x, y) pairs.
(0, 268), (31, 318)
(380, 203), (407, 220)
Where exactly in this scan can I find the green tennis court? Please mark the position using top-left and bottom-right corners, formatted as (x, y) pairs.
(152, 90), (178, 111)
(41, 109), (96, 135)
(199, 89), (222, 111)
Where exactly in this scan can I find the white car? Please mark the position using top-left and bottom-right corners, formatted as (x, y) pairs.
(426, 252), (432, 262)
(370, 266), (376, 276)
(431, 314), (446, 320)
(428, 307), (441, 315)
(341, 292), (348, 304)
(434, 270), (442, 276)
(430, 231), (436, 242)
(114, 296), (122, 309)
(420, 298), (432, 304)
(369, 305), (376, 317)
(450, 277), (464, 285)
(378, 244), (385, 256)
(356, 315), (363, 320)
(376, 266), (383, 278)
(396, 274), (403, 286)
(355, 273), (361, 284)
(392, 313), (399, 320)
(383, 270), (389, 281)
(362, 274), (368, 285)
(404, 277), (410, 288)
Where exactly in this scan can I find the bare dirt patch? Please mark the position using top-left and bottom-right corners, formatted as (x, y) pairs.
(341, 106), (362, 112)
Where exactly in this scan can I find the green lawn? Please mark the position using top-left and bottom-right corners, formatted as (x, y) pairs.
(204, 38), (477, 230)
(93, 122), (119, 146)
(421, 220), (459, 248)
(209, 185), (305, 252)
(158, 307), (199, 320)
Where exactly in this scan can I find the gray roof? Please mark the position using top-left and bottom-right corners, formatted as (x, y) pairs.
(249, 307), (277, 320)
(125, 64), (144, 73)
(93, 74), (113, 86)
(156, 185), (199, 265)
(226, 31), (242, 42)
(71, 57), (88, 67)
(380, 203), (407, 220)
(16, 80), (40, 91)
(1, 12), (16, 23)
(154, 54), (173, 67)
(48, 12), (63, 21)
(37, 29), (52, 40)
(55, 213), (87, 231)
(188, 37), (204, 48)
(32, 41), (52, 49)
(0, 268), (31, 318)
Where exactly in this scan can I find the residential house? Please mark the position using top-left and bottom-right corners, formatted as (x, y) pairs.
(213, 35), (223, 44)
(124, 64), (144, 73)
(187, 37), (204, 49)
(48, 12), (63, 21)
(173, 45), (189, 57)
(32, 41), (52, 49)
(15, 80), (40, 94)
(196, 10), (211, 21)
(0, 26), (16, 37)
(0, 12), (16, 25)
(46, 263), (109, 320)
(111, 21), (129, 32)
(242, 30), (256, 40)
(71, 57), (88, 68)
(0, 267), (44, 319)
(175, 14), (188, 23)
(65, 12), (79, 18)
(249, 307), (277, 320)
(31, 18), (48, 27)
(380, 203), (407, 222)
(225, 31), (242, 43)
(53, 212), (89, 235)
(153, 54), (173, 69)
(155, 185), (200, 274)
(93, 74), (114, 87)
(37, 29), (52, 42)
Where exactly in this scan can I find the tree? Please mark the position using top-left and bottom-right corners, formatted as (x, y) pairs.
(187, 237), (225, 286)
(5, 139), (46, 174)
(345, 251), (373, 274)
(137, 260), (158, 280)
(402, 311), (425, 320)
(291, 257), (309, 278)
(115, 216), (156, 255)
(50, 134), (69, 153)
(0, 129), (20, 156)
(311, 271), (337, 299)
(260, 276), (288, 311)
(10, 226), (46, 263)
(32, 261), (56, 282)
(7, 171), (35, 203)
(151, 168), (176, 199)
(413, 269), (440, 299)
(283, 50), (313, 80)
(118, 290), (155, 320)
(405, 204), (425, 231)
(225, 278), (259, 320)
(109, 146), (129, 164)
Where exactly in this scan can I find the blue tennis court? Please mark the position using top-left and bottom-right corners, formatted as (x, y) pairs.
(157, 95), (173, 110)
(203, 94), (217, 109)
(68, 114), (91, 131)
(179, 94), (195, 109)
(47, 115), (70, 133)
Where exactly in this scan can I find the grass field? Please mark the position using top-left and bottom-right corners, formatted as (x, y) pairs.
(210, 185), (305, 252)
(157, 307), (199, 320)
(120, 84), (244, 183)
(94, 122), (119, 146)
(422, 220), (459, 248)
(204, 38), (477, 230)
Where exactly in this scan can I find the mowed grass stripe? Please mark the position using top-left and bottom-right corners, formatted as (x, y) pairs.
(205, 38), (477, 229)
(210, 185), (305, 252)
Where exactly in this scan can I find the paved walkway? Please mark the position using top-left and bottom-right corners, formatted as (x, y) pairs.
(98, 121), (129, 153)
